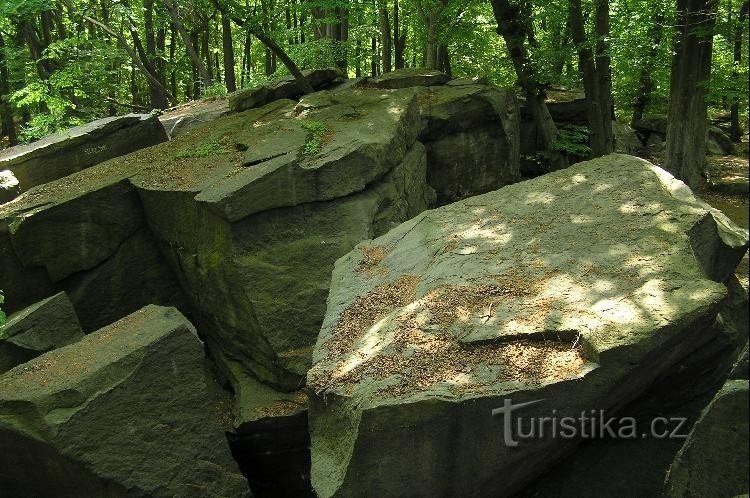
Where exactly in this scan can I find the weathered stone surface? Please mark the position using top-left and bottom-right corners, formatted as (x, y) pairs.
(0, 292), (83, 374)
(664, 378), (749, 497)
(0, 114), (167, 198)
(228, 68), (344, 113)
(0, 305), (250, 497)
(357, 68), (450, 89)
(0, 169), (19, 204)
(447, 76), (489, 86)
(707, 125), (736, 156)
(159, 97), (231, 138)
(633, 115), (668, 136)
(613, 121), (644, 155)
(307, 154), (749, 497)
(417, 84), (521, 204)
(1, 80), (521, 393)
(0, 164), (187, 331)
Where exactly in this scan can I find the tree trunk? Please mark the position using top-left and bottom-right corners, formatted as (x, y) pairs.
(664, 0), (718, 188)
(730, 0), (749, 142)
(425, 16), (437, 69)
(569, 0), (612, 157)
(0, 32), (18, 145)
(490, 0), (562, 163)
(162, 0), (211, 88)
(371, 37), (378, 76)
(631, 10), (664, 126)
(394, 0), (406, 69)
(144, 0), (168, 108)
(379, 1), (392, 73)
(84, 15), (176, 105)
(222, 12), (237, 92)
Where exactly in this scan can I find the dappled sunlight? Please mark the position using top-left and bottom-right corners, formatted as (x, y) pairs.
(524, 191), (557, 205)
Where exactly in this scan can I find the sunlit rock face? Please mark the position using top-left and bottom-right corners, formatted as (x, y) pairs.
(307, 154), (749, 498)
(0, 82), (520, 397)
(0, 113), (167, 202)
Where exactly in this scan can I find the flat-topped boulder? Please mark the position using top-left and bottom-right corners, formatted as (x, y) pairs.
(0, 291), (83, 374)
(356, 68), (450, 89)
(229, 67), (344, 113)
(0, 305), (250, 497)
(307, 154), (748, 497)
(0, 113), (167, 201)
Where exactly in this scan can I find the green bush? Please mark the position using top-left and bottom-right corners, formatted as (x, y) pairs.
(301, 120), (329, 156)
(0, 291), (7, 326)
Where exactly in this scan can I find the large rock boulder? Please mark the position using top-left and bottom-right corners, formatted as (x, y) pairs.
(418, 84), (521, 204)
(0, 163), (188, 329)
(0, 169), (19, 204)
(306, 154), (749, 497)
(159, 97), (231, 138)
(0, 291), (83, 374)
(0, 113), (167, 200)
(0, 81), (520, 396)
(228, 68), (344, 113)
(357, 68), (450, 89)
(664, 376), (749, 497)
(0, 305), (250, 497)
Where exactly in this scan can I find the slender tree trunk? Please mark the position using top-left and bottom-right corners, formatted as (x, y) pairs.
(664, 0), (718, 188)
(0, 32), (18, 145)
(202, 27), (214, 82)
(425, 17), (438, 69)
(730, 0), (749, 141)
(84, 15), (176, 104)
(371, 37), (378, 76)
(631, 10), (664, 126)
(222, 12), (237, 92)
(491, 0), (562, 166)
(379, 1), (392, 73)
(394, 0), (405, 69)
(569, 0), (612, 157)
(355, 38), (362, 77)
(162, 0), (211, 87)
(144, 0), (168, 108)
(438, 44), (452, 77)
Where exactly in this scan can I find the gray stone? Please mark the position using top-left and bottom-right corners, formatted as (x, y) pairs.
(0, 292), (83, 374)
(228, 68), (344, 113)
(664, 379), (749, 497)
(0, 114), (167, 198)
(307, 154), (748, 497)
(0, 169), (19, 204)
(159, 98), (231, 138)
(707, 125), (736, 156)
(447, 76), (489, 86)
(613, 121), (644, 155)
(0, 305), (250, 497)
(357, 68), (450, 89)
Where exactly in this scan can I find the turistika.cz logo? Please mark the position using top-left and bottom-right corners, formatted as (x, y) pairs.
(491, 398), (689, 447)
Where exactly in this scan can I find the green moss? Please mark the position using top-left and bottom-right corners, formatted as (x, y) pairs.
(0, 290), (6, 327)
(174, 140), (230, 159)
(301, 120), (329, 156)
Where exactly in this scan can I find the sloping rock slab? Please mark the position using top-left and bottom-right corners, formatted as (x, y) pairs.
(159, 97), (230, 138)
(229, 68), (344, 113)
(0, 113), (167, 198)
(664, 377), (749, 497)
(0, 305), (250, 497)
(357, 68), (450, 89)
(0, 291), (83, 374)
(307, 154), (749, 497)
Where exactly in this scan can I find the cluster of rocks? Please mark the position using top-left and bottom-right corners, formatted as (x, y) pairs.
(0, 68), (747, 497)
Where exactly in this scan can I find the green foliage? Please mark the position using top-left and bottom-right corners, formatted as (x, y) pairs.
(301, 119), (329, 156)
(0, 290), (6, 327)
(551, 124), (591, 157)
